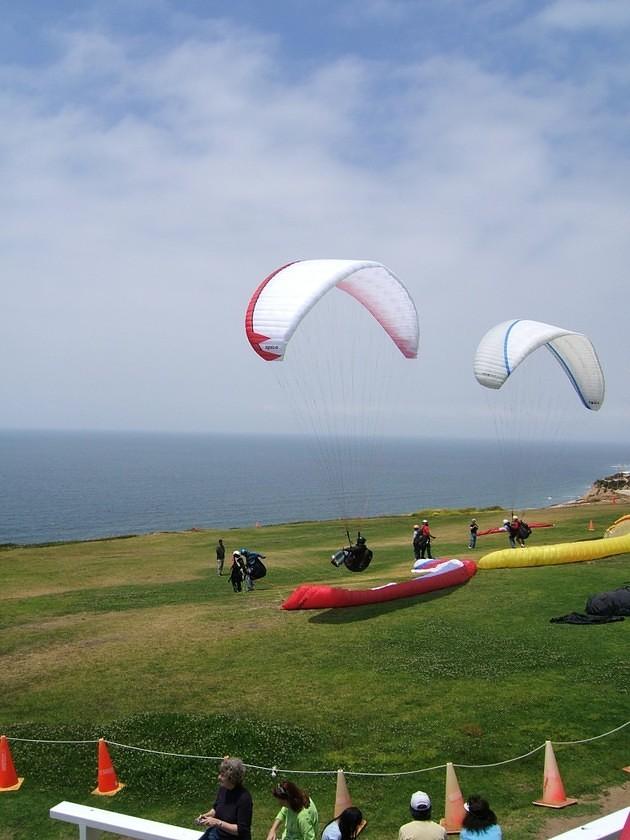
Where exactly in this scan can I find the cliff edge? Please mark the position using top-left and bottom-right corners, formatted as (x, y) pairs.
(579, 471), (630, 502)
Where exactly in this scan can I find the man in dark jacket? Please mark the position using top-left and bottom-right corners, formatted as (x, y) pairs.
(216, 539), (226, 575)
(412, 524), (423, 560)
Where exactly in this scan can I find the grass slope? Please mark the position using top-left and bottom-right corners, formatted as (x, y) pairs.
(1, 504), (629, 839)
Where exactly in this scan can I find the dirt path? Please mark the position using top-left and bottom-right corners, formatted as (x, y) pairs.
(536, 778), (629, 838)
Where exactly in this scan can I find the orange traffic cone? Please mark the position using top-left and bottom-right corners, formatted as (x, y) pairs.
(92, 739), (125, 796)
(334, 769), (353, 817)
(332, 770), (367, 834)
(0, 736), (24, 792)
(533, 741), (577, 809)
(587, 520), (595, 531)
(440, 762), (466, 833)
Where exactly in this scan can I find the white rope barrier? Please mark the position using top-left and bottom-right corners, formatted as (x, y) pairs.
(6, 718), (629, 777)
(553, 719), (630, 746)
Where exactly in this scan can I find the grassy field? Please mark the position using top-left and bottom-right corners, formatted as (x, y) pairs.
(1, 502), (629, 839)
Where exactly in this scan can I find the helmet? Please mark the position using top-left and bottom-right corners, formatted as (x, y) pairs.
(503, 519), (509, 524)
(422, 519), (428, 524)
(233, 550), (240, 557)
(512, 515), (519, 520)
(413, 524), (420, 529)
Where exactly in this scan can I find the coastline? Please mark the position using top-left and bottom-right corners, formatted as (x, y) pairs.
(3, 492), (629, 551)
(2, 429), (628, 545)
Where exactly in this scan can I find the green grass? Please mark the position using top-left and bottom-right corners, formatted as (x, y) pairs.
(1, 503), (629, 839)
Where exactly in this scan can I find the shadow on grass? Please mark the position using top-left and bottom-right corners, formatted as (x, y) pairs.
(307, 585), (464, 624)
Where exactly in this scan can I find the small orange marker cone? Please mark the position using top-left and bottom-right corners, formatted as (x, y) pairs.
(533, 741), (577, 809)
(92, 738), (125, 796)
(440, 762), (466, 833)
(0, 736), (24, 792)
(588, 520), (595, 531)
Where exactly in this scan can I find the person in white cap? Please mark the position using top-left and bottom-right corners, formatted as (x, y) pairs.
(501, 518), (516, 549)
(398, 790), (446, 839)
(412, 524), (423, 560)
(228, 551), (245, 593)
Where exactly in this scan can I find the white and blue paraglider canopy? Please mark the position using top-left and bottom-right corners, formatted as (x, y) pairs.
(473, 318), (605, 411)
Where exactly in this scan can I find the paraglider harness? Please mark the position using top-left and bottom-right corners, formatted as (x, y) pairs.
(238, 549), (267, 580)
(331, 531), (373, 573)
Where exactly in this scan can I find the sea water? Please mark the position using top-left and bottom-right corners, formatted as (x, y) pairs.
(0, 430), (627, 545)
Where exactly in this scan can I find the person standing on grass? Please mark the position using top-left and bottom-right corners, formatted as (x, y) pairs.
(420, 520), (435, 560)
(412, 524), (423, 560)
(216, 539), (226, 575)
(196, 757), (253, 840)
(510, 515), (526, 548)
(501, 518), (516, 548)
(468, 518), (478, 550)
(229, 551), (245, 592)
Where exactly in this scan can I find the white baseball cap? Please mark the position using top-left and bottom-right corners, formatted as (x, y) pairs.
(410, 791), (431, 811)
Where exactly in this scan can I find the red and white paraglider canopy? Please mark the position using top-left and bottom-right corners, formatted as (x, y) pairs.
(245, 259), (419, 362)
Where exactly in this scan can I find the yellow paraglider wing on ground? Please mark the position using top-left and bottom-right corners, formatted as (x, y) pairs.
(477, 531), (630, 569)
(604, 514), (630, 538)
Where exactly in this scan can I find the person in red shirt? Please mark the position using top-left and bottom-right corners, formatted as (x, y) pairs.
(420, 519), (435, 559)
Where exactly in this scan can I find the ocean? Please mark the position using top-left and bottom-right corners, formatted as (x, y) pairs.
(1, 430), (628, 545)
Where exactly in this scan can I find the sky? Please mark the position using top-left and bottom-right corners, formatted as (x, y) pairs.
(2, 0), (630, 442)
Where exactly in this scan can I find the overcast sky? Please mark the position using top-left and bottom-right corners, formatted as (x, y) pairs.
(2, 0), (629, 442)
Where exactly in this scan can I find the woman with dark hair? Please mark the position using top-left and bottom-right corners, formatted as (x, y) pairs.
(460, 796), (502, 839)
(196, 757), (253, 840)
(321, 806), (363, 840)
(265, 780), (319, 840)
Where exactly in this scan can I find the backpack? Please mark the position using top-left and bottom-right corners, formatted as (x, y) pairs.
(586, 586), (630, 616)
(248, 556), (267, 580)
(519, 521), (532, 538)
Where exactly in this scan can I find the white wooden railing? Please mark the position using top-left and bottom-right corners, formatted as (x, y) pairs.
(50, 801), (204, 840)
(547, 806), (630, 839)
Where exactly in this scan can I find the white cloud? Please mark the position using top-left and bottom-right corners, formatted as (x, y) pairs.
(536, 0), (630, 30)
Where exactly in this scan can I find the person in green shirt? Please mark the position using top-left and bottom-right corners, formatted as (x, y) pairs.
(265, 780), (318, 840)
